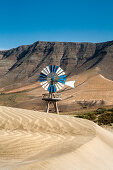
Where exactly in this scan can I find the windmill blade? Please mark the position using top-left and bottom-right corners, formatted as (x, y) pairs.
(54, 65), (59, 73)
(45, 66), (50, 74)
(41, 69), (48, 75)
(65, 81), (75, 88)
(57, 69), (64, 75)
(44, 84), (49, 90)
(42, 82), (49, 89)
(58, 71), (65, 76)
(57, 82), (64, 88)
(56, 83), (62, 90)
(55, 84), (59, 91)
(42, 67), (49, 75)
(40, 78), (47, 82)
(56, 67), (62, 74)
(48, 84), (56, 93)
(40, 81), (47, 85)
(58, 75), (66, 81)
(39, 73), (47, 82)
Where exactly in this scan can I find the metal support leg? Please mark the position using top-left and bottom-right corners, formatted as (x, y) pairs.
(46, 100), (59, 114)
(46, 101), (50, 113)
(54, 101), (59, 114)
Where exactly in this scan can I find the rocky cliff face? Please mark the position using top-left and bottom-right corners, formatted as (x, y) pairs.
(0, 40), (113, 90)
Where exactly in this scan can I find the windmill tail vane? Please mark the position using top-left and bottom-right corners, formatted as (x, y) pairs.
(65, 81), (75, 88)
(39, 65), (75, 93)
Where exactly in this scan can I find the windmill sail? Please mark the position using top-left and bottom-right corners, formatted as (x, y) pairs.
(39, 65), (75, 92)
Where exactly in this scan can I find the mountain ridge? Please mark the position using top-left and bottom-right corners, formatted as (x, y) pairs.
(1, 39), (113, 51)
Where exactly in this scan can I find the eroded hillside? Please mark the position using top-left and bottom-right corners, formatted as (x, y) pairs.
(0, 40), (113, 90)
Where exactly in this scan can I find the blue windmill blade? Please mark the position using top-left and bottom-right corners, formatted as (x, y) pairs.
(40, 78), (47, 82)
(54, 65), (59, 73)
(51, 85), (56, 93)
(39, 72), (47, 83)
(54, 75), (66, 84)
(58, 80), (65, 84)
(49, 65), (56, 72)
(48, 84), (56, 93)
(58, 75), (66, 81)
(52, 65), (59, 77)
(39, 78), (47, 82)
(47, 75), (56, 93)
(40, 73), (47, 78)
(52, 76), (56, 92)
(49, 65), (52, 73)
(52, 65), (55, 72)
(48, 65), (59, 73)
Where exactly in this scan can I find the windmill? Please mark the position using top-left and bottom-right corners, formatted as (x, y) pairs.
(39, 65), (75, 114)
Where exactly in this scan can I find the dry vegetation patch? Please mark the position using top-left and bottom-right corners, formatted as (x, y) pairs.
(0, 92), (30, 107)
(76, 108), (113, 125)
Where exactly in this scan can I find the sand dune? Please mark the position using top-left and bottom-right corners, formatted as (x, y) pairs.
(0, 106), (113, 170)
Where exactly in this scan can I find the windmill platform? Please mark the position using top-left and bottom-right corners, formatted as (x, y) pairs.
(42, 93), (61, 114)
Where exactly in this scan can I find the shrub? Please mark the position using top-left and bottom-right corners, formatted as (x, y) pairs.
(76, 112), (96, 121)
(98, 112), (113, 125)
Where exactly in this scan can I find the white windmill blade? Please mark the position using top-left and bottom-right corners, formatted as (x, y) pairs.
(46, 66), (50, 74)
(56, 67), (62, 74)
(57, 82), (64, 90)
(44, 84), (49, 90)
(41, 69), (47, 75)
(57, 69), (64, 75)
(56, 84), (62, 90)
(43, 67), (49, 75)
(40, 81), (47, 85)
(42, 82), (49, 89)
(65, 81), (75, 88)
(55, 84), (59, 91)
(58, 82), (64, 87)
(58, 71), (65, 76)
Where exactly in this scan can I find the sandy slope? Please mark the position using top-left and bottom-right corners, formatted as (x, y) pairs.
(1, 69), (113, 112)
(27, 70), (113, 104)
(0, 106), (113, 170)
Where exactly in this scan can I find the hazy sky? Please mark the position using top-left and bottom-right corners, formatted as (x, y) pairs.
(0, 0), (113, 49)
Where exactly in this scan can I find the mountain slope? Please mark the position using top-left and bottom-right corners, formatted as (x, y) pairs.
(0, 40), (113, 90)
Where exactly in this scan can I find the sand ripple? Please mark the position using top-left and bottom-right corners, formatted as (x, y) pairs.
(0, 106), (113, 170)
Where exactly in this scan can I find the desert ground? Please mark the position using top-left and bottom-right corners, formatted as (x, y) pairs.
(0, 106), (113, 170)
(1, 68), (113, 113)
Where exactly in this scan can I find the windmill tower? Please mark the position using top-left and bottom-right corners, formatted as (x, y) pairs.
(39, 65), (75, 114)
